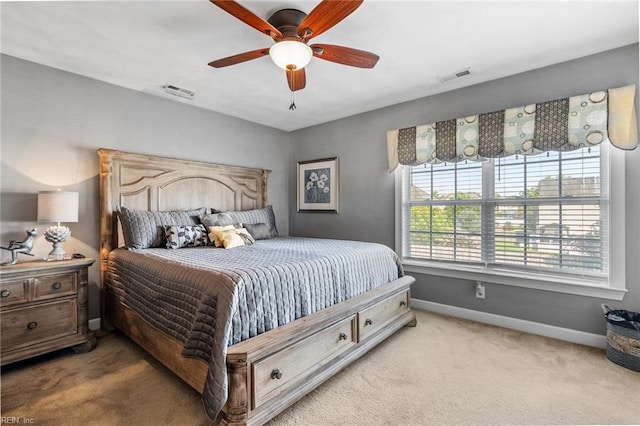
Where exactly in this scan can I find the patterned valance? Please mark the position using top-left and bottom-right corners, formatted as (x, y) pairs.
(387, 84), (638, 172)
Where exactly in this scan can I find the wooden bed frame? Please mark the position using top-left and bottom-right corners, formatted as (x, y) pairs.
(98, 148), (416, 425)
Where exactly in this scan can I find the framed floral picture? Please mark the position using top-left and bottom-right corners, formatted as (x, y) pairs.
(297, 157), (339, 213)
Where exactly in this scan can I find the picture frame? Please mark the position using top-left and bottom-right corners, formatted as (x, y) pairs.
(297, 157), (339, 213)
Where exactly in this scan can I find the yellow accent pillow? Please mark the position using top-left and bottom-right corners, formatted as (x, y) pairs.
(208, 226), (255, 249)
(208, 225), (237, 248)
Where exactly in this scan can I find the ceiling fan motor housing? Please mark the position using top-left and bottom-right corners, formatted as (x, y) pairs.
(267, 9), (308, 38)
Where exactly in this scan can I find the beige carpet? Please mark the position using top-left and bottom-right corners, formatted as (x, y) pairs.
(1, 310), (639, 425)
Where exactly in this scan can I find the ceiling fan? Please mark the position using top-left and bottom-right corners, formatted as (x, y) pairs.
(208, 0), (379, 108)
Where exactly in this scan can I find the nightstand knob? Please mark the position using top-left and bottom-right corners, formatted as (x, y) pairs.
(400, 301), (406, 307)
(52, 282), (62, 290)
(0, 289), (9, 298)
(27, 321), (38, 330)
(271, 368), (283, 380)
(365, 319), (373, 326)
(339, 332), (347, 340)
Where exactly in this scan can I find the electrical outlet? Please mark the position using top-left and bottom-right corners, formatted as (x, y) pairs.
(475, 281), (485, 299)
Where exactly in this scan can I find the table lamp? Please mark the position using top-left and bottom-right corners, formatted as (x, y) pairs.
(37, 190), (78, 261)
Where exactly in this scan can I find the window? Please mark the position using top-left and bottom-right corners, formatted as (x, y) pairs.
(396, 144), (626, 300)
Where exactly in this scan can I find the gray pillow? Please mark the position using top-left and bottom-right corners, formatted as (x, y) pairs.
(117, 206), (206, 249)
(244, 223), (272, 240)
(202, 205), (278, 238)
(200, 212), (235, 228)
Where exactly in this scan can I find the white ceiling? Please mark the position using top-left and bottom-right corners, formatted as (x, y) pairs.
(1, 1), (638, 131)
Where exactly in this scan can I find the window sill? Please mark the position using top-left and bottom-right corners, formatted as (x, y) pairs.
(402, 259), (627, 301)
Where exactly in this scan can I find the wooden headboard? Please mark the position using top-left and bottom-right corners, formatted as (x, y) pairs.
(97, 148), (271, 280)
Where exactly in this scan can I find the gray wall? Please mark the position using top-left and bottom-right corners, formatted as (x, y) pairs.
(289, 44), (640, 335)
(0, 54), (290, 319)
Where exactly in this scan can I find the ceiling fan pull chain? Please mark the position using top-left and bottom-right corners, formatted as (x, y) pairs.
(289, 67), (297, 110)
(289, 93), (297, 111)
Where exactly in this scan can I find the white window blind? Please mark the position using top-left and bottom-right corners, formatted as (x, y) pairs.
(401, 146), (609, 279)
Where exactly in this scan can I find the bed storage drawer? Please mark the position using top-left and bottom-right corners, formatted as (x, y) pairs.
(358, 289), (409, 342)
(252, 315), (356, 409)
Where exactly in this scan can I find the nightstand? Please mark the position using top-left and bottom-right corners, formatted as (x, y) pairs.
(0, 257), (96, 365)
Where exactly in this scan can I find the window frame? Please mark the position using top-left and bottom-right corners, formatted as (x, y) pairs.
(394, 143), (627, 301)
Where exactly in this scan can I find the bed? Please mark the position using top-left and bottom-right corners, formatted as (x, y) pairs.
(98, 148), (416, 425)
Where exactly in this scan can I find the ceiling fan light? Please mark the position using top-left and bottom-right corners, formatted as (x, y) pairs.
(269, 40), (312, 70)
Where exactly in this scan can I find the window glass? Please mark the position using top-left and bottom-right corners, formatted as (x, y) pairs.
(402, 146), (606, 277)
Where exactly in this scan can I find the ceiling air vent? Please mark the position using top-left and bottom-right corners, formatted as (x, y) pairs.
(163, 84), (195, 100)
(437, 67), (471, 83)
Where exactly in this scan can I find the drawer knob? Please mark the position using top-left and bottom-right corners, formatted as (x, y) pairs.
(52, 282), (62, 290)
(400, 301), (407, 307)
(339, 332), (347, 341)
(365, 318), (373, 326)
(271, 368), (283, 380)
(0, 289), (10, 298)
(27, 321), (38, 330)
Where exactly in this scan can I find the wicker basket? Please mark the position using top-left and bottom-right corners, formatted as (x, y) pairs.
(603, 305), (640, 372)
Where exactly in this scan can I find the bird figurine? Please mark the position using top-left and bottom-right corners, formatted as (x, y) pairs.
(1, 228), (37, 265)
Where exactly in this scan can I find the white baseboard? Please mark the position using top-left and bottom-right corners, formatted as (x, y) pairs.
(87, 303), (607, 348)
(88, 318), (101, 331)
(411, 299), (607, 349)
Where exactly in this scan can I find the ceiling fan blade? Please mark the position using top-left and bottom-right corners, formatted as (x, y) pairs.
(311, 44), (379, 68)
(210, 0), (282, 39)
(208, 48), (270, 68)
(286, 68), (306, 91)
(297, 0), (363, 40)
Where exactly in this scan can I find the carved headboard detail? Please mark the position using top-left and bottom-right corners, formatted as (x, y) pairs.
(97, 148), (271, 284)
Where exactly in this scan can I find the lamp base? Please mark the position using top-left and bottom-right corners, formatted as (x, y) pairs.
(45, 253), (72, 262)
(44, 228), (72, 261)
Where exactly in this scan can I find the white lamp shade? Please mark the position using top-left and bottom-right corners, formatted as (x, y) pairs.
(38, 191), (79, 223)
(269, 40), (312, 70)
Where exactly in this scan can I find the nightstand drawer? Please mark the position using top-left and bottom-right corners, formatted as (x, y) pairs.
(0, 279), (28, 307)
(1, 300), (78, 350)
(35, 272), (75, 300)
